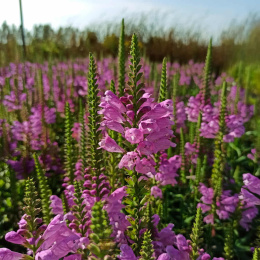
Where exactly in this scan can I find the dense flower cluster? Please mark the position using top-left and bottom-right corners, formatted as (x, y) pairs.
(0, 30), (259, 260)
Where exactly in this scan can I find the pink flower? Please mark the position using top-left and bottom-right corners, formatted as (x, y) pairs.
(158, 224), (176, 247)
(243, 173), (260, 195)
(199, 184), (214, 204)
(99, 105), (125, 123)
(156, 155), (181, 186)
(100, 120), (124, 134)
(203, 214), (214, 224)
(99, 134), (124, 153)
(63, 254), (82, 260)
(0, 248), (25, 260)
(197, 203), (211, 213)
(135, 157), (156, 176)
(151, 186), (163, 199)
(101, 90), (126, 112)
(35, 235), (79, 260)
(5, 231), (27, 245)
(125, 128), (144, 144)
(38, 215), (80, 254)
(137, 141), (155, 156)
(50, 195), (64, 215)
(118, 244), (137, 260)
(118, 152), (140, 170)
(139, 119), (159, 134)
(158, 253), (171, 260)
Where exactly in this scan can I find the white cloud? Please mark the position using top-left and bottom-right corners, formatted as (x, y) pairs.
(0, 0), (258, 39)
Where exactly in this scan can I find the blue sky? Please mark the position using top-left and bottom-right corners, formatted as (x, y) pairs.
(1, 0), (259, 40)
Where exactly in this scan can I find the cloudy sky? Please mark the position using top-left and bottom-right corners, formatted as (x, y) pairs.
(1, 0), (259, 39)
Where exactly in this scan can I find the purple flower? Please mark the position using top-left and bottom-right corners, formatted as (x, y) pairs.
(151, 186), (163, 199)
(118, 152), (140, 170)
(135, 157), (156, 176)
(38, 215), (80, 255)
(63, 254), (82, 260)
(247, 149), (256, 161)
(243, 173), (260, 195)
(0, 248), (25, 260)
(125, 128), (144, 144)
(197, 203), (211, 213)
(199, 184), (214, 204)
(99, 134), (124, 153)
(118, 244), (137, 260)
(185, 93), (201, 122)
(203, 214), (214, 224)
(5, 231), (27, 245)
(101, 90), (126, 112)
(156, 155), (181, 186)
(50, 195), (63, 215)
(139, 119), (159, 134)
(240, 206), (258, 231)
(240, 188), (260, 206)
(158, 224), (176, 247)
(137, 141), (155, 156)
(158, 253), (171, 260)
(100, 120), (124, 134)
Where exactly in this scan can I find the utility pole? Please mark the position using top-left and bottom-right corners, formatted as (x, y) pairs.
(19, 0), (26, 60)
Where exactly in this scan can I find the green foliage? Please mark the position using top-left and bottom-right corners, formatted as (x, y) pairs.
(61, 192), (69, 215)
(180, 128), (186, 184)
(224, 222), (234, 260)
(202, 38), (212, 105)
(64, 102), (74, 184)
(72, 181), (88, 236)
(89, 201), (114, 259)
(124, 173), (148, 255)
(79, 99), (87, 171)
(127, 33), (144, 127)
(253, 248), (260, 260)
(23, 178), (41, 235)
(110, 80), (116, 94)
(190, 207), (204, 260)
(87, 52), (103, 185)
(158, 57), (167, 102)
(211, 82), (227, 198)
(172, 73), (180, 127)
(118, 19), (125, 97)
(195, 113), (202, 153)
(33, 154), (52, 224)
(139, 230), (155, 260)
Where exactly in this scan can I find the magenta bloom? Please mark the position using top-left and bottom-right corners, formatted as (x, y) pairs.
(204, 213), (214, 224)
(5, 231), (27, 245)
(118, 244), (137, 260)
(199, 184), (214, 204)
(118, 152), (140, 170)
(99, 134), (124, 153)
(125, 128), (144, 144)
(197, 203), (211, 213)
(156, 155), (181, 186)
(151, 186), (163, 199)
(243, 173), (260, 195)
(50, 195), (64, 215)
(139, 119), (159, 134)
(0, 248), (25, 260)
(135, 157), (156, 176)
(158, 253), (171, 260)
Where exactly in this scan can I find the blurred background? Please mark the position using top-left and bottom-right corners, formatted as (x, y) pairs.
(0, 0), (260, 91)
